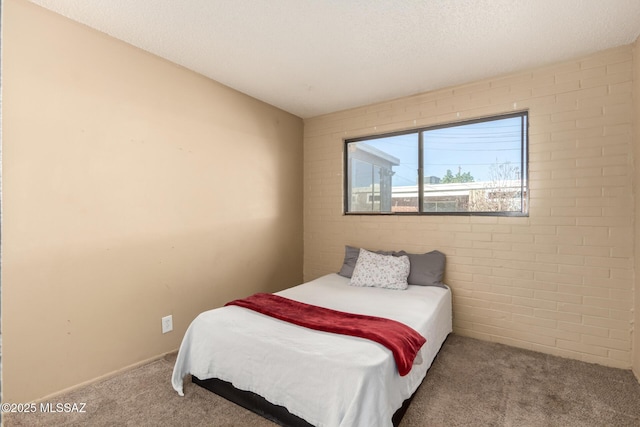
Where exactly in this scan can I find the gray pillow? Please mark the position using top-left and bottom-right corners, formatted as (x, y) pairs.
(338, 245), (395, 278)
(402, 250), (447, 288)
(338, 245), (361, 278)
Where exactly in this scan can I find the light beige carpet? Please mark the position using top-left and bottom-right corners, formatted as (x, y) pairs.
(4, 334), (640, 426)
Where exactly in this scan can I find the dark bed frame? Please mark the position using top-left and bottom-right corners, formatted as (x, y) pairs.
(192, 375), (416, 427)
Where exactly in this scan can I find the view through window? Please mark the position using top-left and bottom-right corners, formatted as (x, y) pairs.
(345, 112), (528, 215)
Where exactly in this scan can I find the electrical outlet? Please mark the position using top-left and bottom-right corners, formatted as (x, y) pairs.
(161, 315), (173, 334)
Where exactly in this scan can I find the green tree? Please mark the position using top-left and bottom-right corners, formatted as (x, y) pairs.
(441, 167), (474, 183)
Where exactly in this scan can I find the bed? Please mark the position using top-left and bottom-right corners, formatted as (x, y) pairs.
(172, 248), (452, 427)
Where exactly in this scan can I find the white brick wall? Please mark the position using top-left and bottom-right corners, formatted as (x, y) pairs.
(304, 45), (635, 369)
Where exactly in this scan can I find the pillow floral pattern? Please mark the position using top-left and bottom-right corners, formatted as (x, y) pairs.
(350, 249), (410, 290)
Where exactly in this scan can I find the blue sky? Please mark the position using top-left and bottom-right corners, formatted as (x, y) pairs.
(361, 116), (525, 186)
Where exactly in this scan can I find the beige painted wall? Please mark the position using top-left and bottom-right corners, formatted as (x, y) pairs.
(634, 37), (640, 381)
(2, 0), (303, 402)
(304, 45), (635, 370)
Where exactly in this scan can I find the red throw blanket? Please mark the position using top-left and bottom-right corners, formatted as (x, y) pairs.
(225, 293), (426, 376)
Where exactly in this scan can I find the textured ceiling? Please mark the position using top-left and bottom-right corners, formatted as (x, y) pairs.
(28, 0), (640, 118)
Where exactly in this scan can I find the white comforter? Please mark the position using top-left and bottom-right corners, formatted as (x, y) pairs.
(172, 273), (452, 427)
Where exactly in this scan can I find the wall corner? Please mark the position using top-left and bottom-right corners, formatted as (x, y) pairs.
(633, 35), (640, 383)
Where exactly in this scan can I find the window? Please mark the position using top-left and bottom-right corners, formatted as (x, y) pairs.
(344, 112), (528, 216)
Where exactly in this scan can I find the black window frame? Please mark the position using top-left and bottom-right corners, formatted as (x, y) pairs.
(343, 111), (529, 217)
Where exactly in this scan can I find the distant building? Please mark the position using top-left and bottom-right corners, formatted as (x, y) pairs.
(390, 181), (525, 213)
(351, 181), (525, 213)
(348, 143), (399, 212)
(425, 176), (441, 184)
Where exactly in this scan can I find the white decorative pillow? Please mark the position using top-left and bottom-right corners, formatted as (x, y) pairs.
(350, 249), (410, 290)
